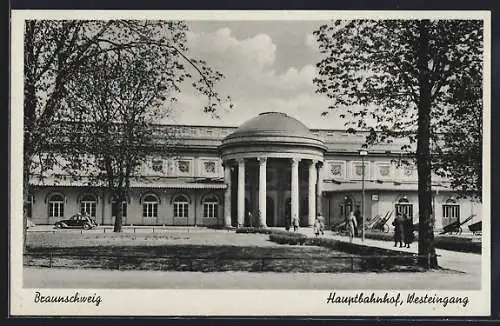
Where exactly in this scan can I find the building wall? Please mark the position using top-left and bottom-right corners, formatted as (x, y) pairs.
(31, 186), (225, 227)
(319, 189), (481, 232)
(29, 125), (481, 232)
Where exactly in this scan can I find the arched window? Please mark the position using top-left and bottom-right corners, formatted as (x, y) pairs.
(80, 194), (97, 217)
(48, 194), (64, 218)
(442, 197), (460, 225)
(173, 195), (189, 218)
(203, 195), (218, 218)
(395, 196), (413, 218)
(143, 194), (158, 218)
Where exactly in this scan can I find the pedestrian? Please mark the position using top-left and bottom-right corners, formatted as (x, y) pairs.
(392, 213), (404, 248)
(403, 213), (414, 248)
(247, 211), (253, 227)
(313, 218), (320, 237)
(292, 215), (299, 232)
(347, 211), (357, 242)
(317, 214), (325, 235)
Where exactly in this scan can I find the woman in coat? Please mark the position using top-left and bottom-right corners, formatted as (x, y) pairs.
(392, 213), (405, 248)
(403, 213), (414, 248)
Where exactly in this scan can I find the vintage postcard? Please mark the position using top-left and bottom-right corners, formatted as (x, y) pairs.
(9, 10), (491, 316)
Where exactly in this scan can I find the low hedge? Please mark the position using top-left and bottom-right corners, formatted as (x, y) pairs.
(235, 227), (272, 234)
(269, 233), (308, 245)
(268, 235), (420, 270)
(435, 237), (482, 253)
(235, 227), (305, 237)
(362, 230), (481, 254)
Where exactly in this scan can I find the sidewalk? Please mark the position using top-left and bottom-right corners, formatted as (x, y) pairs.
(295, 228), (482, 276)
(23, 267), (479, 289)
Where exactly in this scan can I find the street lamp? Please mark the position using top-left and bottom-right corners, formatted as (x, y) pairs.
(359, 150), (368, 242)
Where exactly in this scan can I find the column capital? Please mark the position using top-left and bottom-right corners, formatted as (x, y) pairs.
(291, 157), (301, 165)
(258, 156), (267, 164)
(237, 158), (245, 165)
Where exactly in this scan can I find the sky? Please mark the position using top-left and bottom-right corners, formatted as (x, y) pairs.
(165, 20), (347, 129)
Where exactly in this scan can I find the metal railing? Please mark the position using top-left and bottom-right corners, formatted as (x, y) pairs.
(24, 251), (436, 273)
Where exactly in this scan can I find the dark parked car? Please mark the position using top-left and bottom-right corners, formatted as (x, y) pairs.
(54, 214), (98, 230)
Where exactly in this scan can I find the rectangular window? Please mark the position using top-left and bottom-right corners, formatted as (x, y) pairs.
(143, 203), (158, 218)
(174, 203), (188, 218)
(442, 204), (460, 225)
(203, 203), (218, 218)
(49, 202), (64, 218)
(81, 202), (97, 217)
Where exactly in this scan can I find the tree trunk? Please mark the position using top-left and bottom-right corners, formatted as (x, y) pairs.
(23, 160), (30, 250)
(416, 20), (438, 269)
(113, 191), (124, 232)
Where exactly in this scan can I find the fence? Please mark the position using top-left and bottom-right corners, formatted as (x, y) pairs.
(27, 226), (225, 235)
(23, 251), (435, 273)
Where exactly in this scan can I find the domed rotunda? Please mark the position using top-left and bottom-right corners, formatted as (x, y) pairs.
(219, 112), (326, 228)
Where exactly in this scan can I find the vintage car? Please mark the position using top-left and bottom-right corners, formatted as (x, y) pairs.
(54, 213), (98, 230)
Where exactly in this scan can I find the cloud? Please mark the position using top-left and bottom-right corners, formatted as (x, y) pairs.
(305, 33), (320, 52)
(170, 26), (338, 129)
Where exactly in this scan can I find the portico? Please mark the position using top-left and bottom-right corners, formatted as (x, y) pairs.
(219, 112), (326, 228)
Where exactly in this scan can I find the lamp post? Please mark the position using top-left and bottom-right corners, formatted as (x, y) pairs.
(359, 150), (368, 242)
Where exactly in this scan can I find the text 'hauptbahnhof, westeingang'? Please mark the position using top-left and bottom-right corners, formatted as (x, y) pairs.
(28, 112), (481, 231)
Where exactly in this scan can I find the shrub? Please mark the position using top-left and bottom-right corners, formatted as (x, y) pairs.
(269, 234), (418, 269)
(235, 227), (304, 237)
(435, 237), (481, 253)
(235, 227), (272, 234)
(362, 230), (481, 254)
(269, 233), (308, 245)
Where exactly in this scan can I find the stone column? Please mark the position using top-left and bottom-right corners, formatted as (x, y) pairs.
(308, 160), (317, 226)
(237, 158), (245, 227)
(223, 162), (232, 227)
(316, 162), (323, 216)
(258, 157), (267, 227)
(291, 158), (300, 226)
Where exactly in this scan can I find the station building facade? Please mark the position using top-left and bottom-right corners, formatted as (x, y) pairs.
(28, 112), (481, 231)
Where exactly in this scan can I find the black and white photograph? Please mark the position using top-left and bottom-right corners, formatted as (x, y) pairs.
(10, 10), (491, 316)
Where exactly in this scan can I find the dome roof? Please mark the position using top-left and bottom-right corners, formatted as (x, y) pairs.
(230, 112), (312, 138)
(220, 112), (326, 153)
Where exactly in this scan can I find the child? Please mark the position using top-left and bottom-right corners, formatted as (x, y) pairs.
(313, 218), (320, 237)
(292, 215), (299, 232)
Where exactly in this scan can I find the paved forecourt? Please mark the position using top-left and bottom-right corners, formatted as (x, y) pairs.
(295, 227), (482, 276)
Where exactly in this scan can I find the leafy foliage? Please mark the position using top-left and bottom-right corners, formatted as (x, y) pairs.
(313, 20), (483, 199)
(24, 20), (232, 233)
(312, 19), (483, 268)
